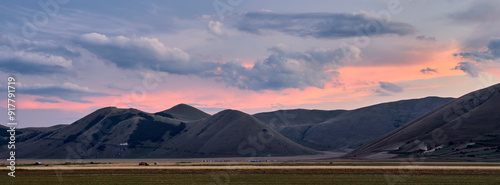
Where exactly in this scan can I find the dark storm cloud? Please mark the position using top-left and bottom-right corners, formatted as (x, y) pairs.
(454, 61), (481, 77)
(21, 83), (111, 103)
(236, 12), (416, 39)
(420, 67), (438, 74)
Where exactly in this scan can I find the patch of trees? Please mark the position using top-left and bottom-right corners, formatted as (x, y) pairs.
(92, 132), (100, 141)
(100, 113), (134, 133)
(128, 117), (186, 147)
(64, 115), (108, 144)
(64, 132), (82, 143)
(96, 145), (106, 151)
(83, 115), (106, 131)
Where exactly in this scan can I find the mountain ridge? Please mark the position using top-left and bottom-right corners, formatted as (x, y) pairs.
(344, 83), (500, 160)
(255, 96), (454, 151)
(0, 104), (317, 158)
(155, 103), (211, 121)
(0, 94), (483, 160)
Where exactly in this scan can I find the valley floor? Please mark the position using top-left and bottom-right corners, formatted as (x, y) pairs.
(3, 162), (500, 184)
(4, 173), (500, 185)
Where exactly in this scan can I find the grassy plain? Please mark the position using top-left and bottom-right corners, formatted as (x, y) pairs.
(2, 162), (500, 185)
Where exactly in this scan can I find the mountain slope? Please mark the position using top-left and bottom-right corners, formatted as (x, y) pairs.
(166, 109), (318, 157)
(255, 97), (453, 151)
(3, 107), (188, 158)
(345, 83), (500, 160)
(155, 104), (211, 121)
(253, 109), (347, 147)
(1, 107), (316, 159)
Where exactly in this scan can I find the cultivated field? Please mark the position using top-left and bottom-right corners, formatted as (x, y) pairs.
(2, 161), (500, 184)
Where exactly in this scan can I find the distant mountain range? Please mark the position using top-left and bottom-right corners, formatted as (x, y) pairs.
(0, 104), (316, 159)
(2, 84), (499, 160)
(254, 97), (453, 151)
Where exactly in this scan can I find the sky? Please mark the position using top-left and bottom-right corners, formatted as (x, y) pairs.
(1, 0), (500, 128)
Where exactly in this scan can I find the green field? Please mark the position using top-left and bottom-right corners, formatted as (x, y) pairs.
(4, 173), (500, 185)
(3, 164), (500, 185)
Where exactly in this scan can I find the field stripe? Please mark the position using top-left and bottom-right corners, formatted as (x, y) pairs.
(12, 165), (500, 170)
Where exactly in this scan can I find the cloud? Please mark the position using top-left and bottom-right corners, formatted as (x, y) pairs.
(79, 33), (362, 91)
(379, 81), (403, 93)
(201, 14), (214, 19)
(455, 38), (500, 62)
(207, 21), (224, 36)
(0, 46), (72, 75)
(78, 33), (216, 75)
(374, 89), (392, 96)
(34, 98), (61, 103)
(420, 67), (438, 74)
(448, 2), (500, 23)
(488, 38), (500, 57)
(236, 12), (415, 39)
(416, 35), (436, 42)
(107, 84), (132, 91)
(208, 45), (361, 91)
(454, 61), (481, 77)
(20, 82), (111, 103)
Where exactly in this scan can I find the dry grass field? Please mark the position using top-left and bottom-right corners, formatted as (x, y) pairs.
(2, 162), (500, 184)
